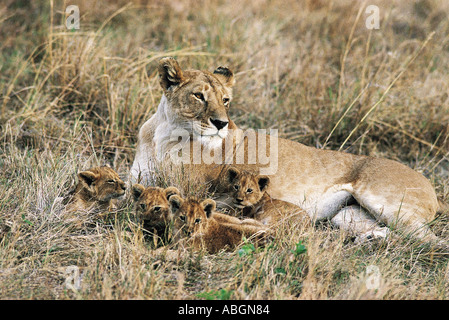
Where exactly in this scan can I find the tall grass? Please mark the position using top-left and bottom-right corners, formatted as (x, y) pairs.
(0, 0), (448, 299)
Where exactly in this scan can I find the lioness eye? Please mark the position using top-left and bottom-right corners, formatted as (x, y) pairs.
(107, 179), (115, 184)
(193, 92), (204, 101)
(223, 97), (230, 105)
(139, 203), (147, 210)
(247, 188), (253, 194)
(233, 185), (239, 190)
(153, 206), (161, 212)
(195, 218), (201, 224)
(179, 215), (186, 222)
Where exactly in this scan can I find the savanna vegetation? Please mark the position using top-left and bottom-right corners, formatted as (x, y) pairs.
(0, 0), (448, 299)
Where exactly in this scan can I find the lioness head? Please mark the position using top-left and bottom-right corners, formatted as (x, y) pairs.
(225, 167), (270, 208)
(157, 57), (235, 148)
(132, 184), (180, 227)
(77, 166), (126, 202)
(169, 195), (216, 237)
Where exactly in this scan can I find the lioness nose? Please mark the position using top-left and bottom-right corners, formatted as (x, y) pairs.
(210, 118), (228, 130)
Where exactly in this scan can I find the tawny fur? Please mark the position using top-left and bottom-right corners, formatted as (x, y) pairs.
(66, 166), (126, 215)
(131, 184), (180, 240)
(169, 196), (270, 254)
(213, 167), (307, 226)
(131, 57), (443, 245)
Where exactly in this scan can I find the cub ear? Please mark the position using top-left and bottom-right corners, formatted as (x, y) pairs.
(78, 170), (100, 187)
(158, 57), (184, 92)
(131, 184), (145, 201)
(213, 66), (235, 88)
(227, 167), (240, 183)
(169, 195), (183, 213)
(164, 186), (181, 200)
(201, 199), (216, 218)
(257, 175), (270, 192)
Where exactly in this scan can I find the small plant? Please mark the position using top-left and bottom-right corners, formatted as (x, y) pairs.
(197, 289), (234, 300)
(238, 240), (256, 257)
(292, 241), (307, 257)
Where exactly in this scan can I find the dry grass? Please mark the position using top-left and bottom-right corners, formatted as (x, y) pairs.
(1, 0), (449, 300)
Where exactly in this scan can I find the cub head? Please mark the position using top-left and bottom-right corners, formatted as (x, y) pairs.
(157, 57), (235, 148)
(225, 167), (270, 208)
(77, 166), (126, 202)
(132, 184), (180, 227)
(169, 196), (216, 237)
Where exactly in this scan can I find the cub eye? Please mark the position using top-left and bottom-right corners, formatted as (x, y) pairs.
(246, 188), (253, 194)
(195, 218), (201, 224)
(179, 215), (186, 222)
(233, 185), (239, 190)
(193, 92), (204, 101)
(223, 97), (230, 106)
(139, 203), (147, 210)
(153, 206), (161, 212)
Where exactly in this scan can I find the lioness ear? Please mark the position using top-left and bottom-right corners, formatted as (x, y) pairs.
(132, 184), (145, 201)
(201, 199), (216, 218)
(213, 66), (235, 87)
(79, 170), (100, 187)
(258, 176), (270, 192)
(158, 57), (184, 91)
(227, 167), (240, 183)
(169, 195), (183, 213)
(164, 187), (180, 200)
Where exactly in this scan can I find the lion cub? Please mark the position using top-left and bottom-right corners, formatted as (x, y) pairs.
(131, 184), (180, 240)
(66, 166), (126, 215)
(168, 195), (270, 254)
(217, 167), (306, 226)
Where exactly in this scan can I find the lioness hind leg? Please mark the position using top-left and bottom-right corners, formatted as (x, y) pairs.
(351, 189), (440, 243)
(312, 187), (355, 222)
(331, 205), (389, 243)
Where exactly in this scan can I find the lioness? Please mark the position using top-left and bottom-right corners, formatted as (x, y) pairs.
(169, 195), (269, 253)
(131, 183), (180, 241)
(67, 166), (126, 214)
(131, 57), (444, 244)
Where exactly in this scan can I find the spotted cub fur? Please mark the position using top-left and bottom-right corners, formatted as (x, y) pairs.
(66, 166), (126, 214)
(169, 195), (270, 254)
(131, 184), (180, 239)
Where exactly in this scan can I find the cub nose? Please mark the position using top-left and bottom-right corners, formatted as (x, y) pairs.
(210, 118), (228, 130)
